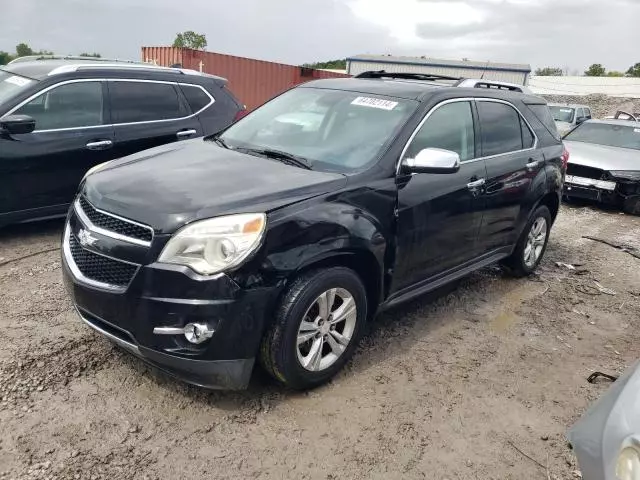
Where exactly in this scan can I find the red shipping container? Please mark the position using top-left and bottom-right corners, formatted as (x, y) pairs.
(141, 47), (349, 111)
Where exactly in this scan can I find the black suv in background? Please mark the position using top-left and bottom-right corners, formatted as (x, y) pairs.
(62, 72), (566, 390)
(0, 56), (243, 227)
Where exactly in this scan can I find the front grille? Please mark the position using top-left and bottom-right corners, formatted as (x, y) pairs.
(567, 164), (605, 180)
(78, 197), (153, 243)
(69, 233), (138, 287)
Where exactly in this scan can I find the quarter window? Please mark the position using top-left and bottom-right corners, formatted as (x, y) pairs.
(109, 81), (184, 123)
(405, 101), (475, 161)
(477, 101), (524, 156)
(14, 81), (104, 131)
(180, 85), (212, 113)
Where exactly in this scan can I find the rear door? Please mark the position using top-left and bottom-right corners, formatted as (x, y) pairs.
(0, 80), (115, 217)
(476, 99), (544, 253)
(107, 80), (202, 160)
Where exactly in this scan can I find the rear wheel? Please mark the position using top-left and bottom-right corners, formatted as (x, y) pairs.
(503, 205), (551, 277)
(623, 196), (640, 216)
(259, 267), (367, 390)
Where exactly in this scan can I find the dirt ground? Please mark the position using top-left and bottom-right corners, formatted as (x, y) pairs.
(1, 204), (639, 480)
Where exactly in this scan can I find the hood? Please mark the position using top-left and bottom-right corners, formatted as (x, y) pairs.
(555, 121), (572, 135)
(564, 141), (640, 172)
(82, 139), (347, 233)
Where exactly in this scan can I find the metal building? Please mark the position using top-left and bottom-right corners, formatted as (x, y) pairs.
(347, 54), (531, 85)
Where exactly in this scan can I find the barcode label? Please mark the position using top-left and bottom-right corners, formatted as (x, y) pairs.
(351, 96), (398, 110)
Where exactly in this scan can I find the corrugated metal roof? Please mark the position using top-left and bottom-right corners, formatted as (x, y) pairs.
(348, 54), (531, 73)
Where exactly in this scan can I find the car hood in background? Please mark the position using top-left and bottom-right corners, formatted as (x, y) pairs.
(568, 361), (640, 480)
(564, 141), (640, 171)
(82, 139), (347, 234)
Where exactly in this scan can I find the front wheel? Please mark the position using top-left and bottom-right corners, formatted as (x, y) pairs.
(259, 267), (367, 390)
(503, 205), (552, 277)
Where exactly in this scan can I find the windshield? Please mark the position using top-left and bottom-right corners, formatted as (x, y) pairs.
(564, 122), (640, 151)
(218, 87), (418, 172)
(0, 70), (35, 104)
(549, 106), (575, 123)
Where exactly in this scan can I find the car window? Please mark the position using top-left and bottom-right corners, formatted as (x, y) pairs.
(0, 70), (36, 104)
(180, 84), (212, 113)
(564, 122), (640, 151)
(109, 81), (184, 123)
(404, 101), (475, 161)
(520, 117), (535, 148)
(219, 87), (418, 173)
(585, 108), (592, 119)
(13, 81), (104, 131)
(477, 101), (523, 156)
(549, 106), (575, 123)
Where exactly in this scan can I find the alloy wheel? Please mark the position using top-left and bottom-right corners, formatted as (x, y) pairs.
(524, 216), (548, 268)
(296, 288), (358, 372)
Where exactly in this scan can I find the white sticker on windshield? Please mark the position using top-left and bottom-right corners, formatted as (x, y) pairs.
(4, 76), (32, 87)
(351, 97), (398, 110)
(560, 109), (573, 113)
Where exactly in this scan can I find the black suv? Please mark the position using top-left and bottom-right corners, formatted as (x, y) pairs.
(61, 72), (566, 390)
(0, 56), (243, 227)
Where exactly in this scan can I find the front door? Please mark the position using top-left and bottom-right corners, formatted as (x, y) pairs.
(0, 80), (115, 219)
(392, 100), (487, 294)
(107, 80), (203, 160)
(475, 99), (545, 253)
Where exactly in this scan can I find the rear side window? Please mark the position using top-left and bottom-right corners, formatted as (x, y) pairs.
(109, 81), (184, 123)
(14, 81), (104, 130)
(585, 108), (592, 119)
(405, 101), (475, 161)
(180, 84), (212, 113)
(526, 104), (561, 141)
(477, 101), (523, 156)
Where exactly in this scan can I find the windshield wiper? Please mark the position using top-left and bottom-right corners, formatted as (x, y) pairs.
(238, 148), (312, 170)
(210, 136), (230, 149)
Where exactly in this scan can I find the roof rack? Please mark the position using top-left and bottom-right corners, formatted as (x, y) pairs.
(455, 78), (532, 94)
(612, 110), (640, 121)
(8, 55), (140, 65)
(355, 70), (461, 82)
(46, 63), (204, 77)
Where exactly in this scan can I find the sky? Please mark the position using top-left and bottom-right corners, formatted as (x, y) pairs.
(1, 0), (639, 73)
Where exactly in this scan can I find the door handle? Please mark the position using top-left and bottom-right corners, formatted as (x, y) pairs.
(526, 159), (542, 170)
(176, 129), (197, 139)
(467, 178), (486, 190)
(85, 140), (113, 151)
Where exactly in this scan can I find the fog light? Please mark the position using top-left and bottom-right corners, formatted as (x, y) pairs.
(183, 323), (215, 344)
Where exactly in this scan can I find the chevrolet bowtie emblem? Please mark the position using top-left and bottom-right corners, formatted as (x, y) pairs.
(78, 228), (98, 248)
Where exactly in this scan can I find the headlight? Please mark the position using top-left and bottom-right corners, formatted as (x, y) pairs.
(616, 438), (640, 480)
(82, 161), (112, 182)
(610, 171), (640, 181)
(158, 213), (266, 275)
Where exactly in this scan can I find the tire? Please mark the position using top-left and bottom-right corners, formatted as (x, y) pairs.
(623, 196), (640, 216)
(503, 205), (552, 277)
(259, 267), (367, 390)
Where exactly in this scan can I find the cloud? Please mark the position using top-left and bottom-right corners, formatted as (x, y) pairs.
(0, 0), (638, 72)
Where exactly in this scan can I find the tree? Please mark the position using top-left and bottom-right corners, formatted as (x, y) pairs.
(534, 67), (563, 76)
(302, 59), (347, 70)
(0, 51), (14, 65)
(607, 71), (625, 77)
(15, 43), (33, 57)
(584, 63), (606, 76)
(627, 63), (640, 77)
(173, 31), (207, 50)
(79, 52), (101, 58)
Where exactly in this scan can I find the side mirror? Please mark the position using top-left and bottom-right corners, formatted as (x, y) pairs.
(575, 116), (586, 125)
(402, 148), (461, 174)
(0, 114), (36, 135)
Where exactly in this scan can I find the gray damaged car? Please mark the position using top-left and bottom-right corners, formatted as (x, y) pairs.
(563, 119), (640, 215)
(568, 361), (640, 480)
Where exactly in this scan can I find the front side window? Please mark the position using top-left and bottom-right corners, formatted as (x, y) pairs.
(404, 101), (475, 161)
(218, 88), (418, 172)
(564, 123), (640, 151)
(14, 81), (104, 131)
(109, 81), (184, 124)
(477, 101), (524, 156)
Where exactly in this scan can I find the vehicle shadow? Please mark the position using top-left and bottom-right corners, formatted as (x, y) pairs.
(0, 218), (65, 242)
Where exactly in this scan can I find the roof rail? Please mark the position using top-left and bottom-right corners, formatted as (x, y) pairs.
(8, 55), (141, 65)
(355, 70), (461, 82)
(47, 63), (204, 77)
(455, 78), (532, 94)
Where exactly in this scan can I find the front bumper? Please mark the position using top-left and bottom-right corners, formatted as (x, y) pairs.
(564, 175), (620, 205)
(61, 203), (279, 390)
